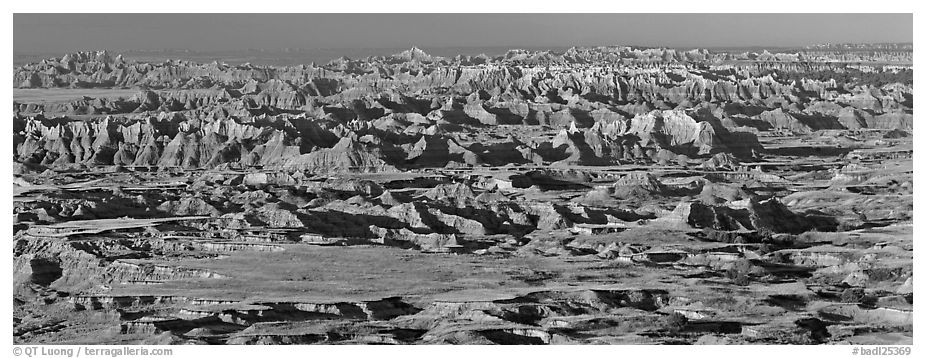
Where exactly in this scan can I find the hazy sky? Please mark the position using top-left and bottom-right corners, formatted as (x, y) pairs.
(14, 13), (913, 53)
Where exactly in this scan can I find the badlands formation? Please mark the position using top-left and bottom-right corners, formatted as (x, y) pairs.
(13, 44), (912, 344)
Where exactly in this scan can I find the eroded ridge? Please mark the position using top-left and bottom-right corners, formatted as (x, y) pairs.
(13, 45), (912, 345)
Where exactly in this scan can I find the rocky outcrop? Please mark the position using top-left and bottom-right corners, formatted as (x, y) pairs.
(656, 198), (836, 234)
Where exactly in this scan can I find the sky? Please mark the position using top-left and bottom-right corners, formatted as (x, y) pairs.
(14, 13), (914, 54)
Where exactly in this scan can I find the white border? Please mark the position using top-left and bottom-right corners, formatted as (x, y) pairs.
(3, 3), (921, 358)
(4, 1), (920, 13)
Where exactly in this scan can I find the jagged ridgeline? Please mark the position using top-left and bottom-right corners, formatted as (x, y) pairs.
(13, 47), (911, 171)
(12, 45), (914, 345)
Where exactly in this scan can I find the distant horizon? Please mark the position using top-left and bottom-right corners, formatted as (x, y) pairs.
(15, 14), (913, 54)
(14, 41), (914, 68)
(13, 41), (916, 54)
(12, 42), (915, 60)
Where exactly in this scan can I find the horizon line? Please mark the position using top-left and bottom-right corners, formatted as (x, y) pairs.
(14, 42), (915, 54)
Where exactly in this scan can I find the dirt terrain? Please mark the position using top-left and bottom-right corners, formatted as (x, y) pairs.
(12, 45), (912, 345)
